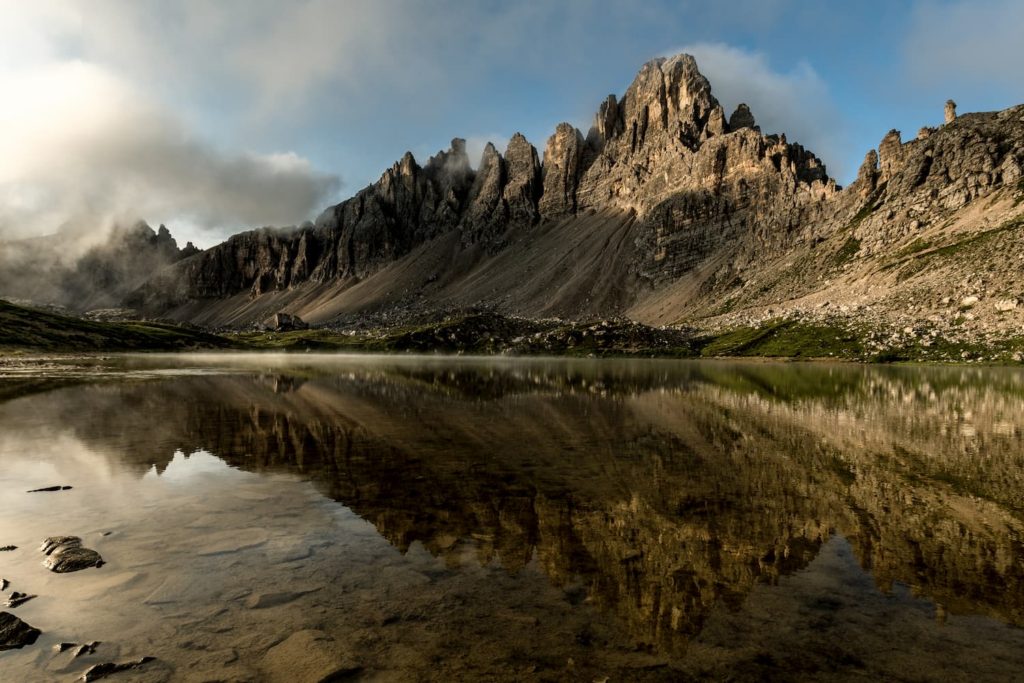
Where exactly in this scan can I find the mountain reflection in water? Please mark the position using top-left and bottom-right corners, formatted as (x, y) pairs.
(2, 356), (1024, 681)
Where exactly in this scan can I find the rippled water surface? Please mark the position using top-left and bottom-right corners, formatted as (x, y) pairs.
(2, 354), (1024, 681)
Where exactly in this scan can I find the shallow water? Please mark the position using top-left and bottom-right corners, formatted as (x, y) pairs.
(2, 354), (1024, 681)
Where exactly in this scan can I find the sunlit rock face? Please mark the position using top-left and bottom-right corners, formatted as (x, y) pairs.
(8, 360), (1024, 655)
(127, 53), (837, 315)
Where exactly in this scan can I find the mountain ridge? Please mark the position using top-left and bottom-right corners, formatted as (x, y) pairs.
(10, 53), (1024, 353)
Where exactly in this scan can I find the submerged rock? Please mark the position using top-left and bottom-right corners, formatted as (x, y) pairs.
(260, 630), (361, 683)
(80, 656), (155, 681)
(40, 536), (105, 573)
(27, 485), (73, 493)
(3, 592), (36, 608)
(0, 611), (41, 651)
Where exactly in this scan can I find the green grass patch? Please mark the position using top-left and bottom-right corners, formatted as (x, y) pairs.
(0, 299), (230, 352)
(697, 320), (865, 359)
(832, 236), (861, 266)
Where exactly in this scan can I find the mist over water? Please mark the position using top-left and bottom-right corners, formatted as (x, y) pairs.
(2, 356), (1024, 680)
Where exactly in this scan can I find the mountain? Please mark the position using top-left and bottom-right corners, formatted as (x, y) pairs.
(0, 222), (200, 313)
(122, 54), (1023, 348)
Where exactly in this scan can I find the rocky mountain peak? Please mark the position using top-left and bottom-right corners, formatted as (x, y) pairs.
(728, 103), (758, 131)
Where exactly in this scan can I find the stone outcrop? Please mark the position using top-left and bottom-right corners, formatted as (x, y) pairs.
(0, 611), (40, 651)
(40, 536), (105, 573)
(539, 123), (586, 217)
(119, 52), (1024, 337)
(728, 103), (757, 131)
(945, 99), (957, 124)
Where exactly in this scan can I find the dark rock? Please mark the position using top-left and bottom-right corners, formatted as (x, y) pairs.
(4, 592), (36, 608)
(728, 103), (758, 131)
(0, 546), (16, 552)
(0, 578), (6, 591)
(73, 641), (101, 658)
(0, 611), (41, 651)
(260, 312), (308, 332)
(502, 133), (543, 225)
(27, 485), (73, 492)
(80, 656), (155, 682)
(40, 536), (105, 573)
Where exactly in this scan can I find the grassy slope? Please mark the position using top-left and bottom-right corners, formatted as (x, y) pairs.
(0, 299), (230, 352)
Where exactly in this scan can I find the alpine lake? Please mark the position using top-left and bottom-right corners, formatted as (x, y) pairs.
(2, 353), (1024, 681)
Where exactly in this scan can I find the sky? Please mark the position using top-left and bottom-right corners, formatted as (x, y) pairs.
(1, 0), (1022, 249)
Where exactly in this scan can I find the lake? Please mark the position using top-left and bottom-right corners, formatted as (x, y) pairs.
(2, 354), (1024, 681)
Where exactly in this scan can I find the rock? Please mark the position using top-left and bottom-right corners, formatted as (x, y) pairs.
(27, 485), (72, 492)
(73, 641), (101, 658)
(960, 296), (980, 308)
(502, 133), (543, 225)
(994, 298), (1018, 312)
(3, 592), (36, 608)
(878, 129), (904, 181)
(462, 142), (507, 240)
(261, 312), (308, 332)
(0, 546), (16, 552)
(260, 630), (361, 683)
(945, 99), (957, 124)
(40, 536), (105, 573)
(80, 657), (155, 681)
(0, 578), (7, 591)
(539, 122), (586, 218)
(0, 611), (41, 651)
(728, 103), (757, 131)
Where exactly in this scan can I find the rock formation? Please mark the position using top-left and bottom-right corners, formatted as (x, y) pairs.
(945, 99), (957, 124)
(107, 52), (1024, 342)
(728, 103), (757, 131)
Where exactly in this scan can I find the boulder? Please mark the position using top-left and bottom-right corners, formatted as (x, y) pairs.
(0, 611), (41, 651)
(40, 536), (105, 573)
(262, 312), (308, 332)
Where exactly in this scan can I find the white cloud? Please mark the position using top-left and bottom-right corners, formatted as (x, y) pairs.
(903, 0), (1024, 92)
(667, 43), (846, 179)
(0, 60), (340, 247)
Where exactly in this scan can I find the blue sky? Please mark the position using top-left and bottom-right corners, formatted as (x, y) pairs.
(2, 0), (1022, 248)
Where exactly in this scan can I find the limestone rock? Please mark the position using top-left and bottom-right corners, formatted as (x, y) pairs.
(994, 299), (1018, 312)
(878, 129), (905, 181)
(502, 133), (543, 225)
(261, 312), (307, 332)
(539, 123), (586, 218)
(945, 99), (957, 124)
(0, 611), (40, 651)
(463, 142), (507, 240)
(728, 103), (757, 131)
(259, 630), (361, 683)
(80, 657), (155, 681)
(40, 536), (105, 573)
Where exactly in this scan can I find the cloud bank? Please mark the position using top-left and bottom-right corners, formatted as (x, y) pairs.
(903, 0), (1024, 93)
(0, 4), (341, 247)
(669, 43), (846, 179)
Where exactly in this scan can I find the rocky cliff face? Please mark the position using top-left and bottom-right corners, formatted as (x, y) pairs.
(0, 222), (198, 312)
(126, 53), (1024, 337)
(128, 54), (836, 320)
